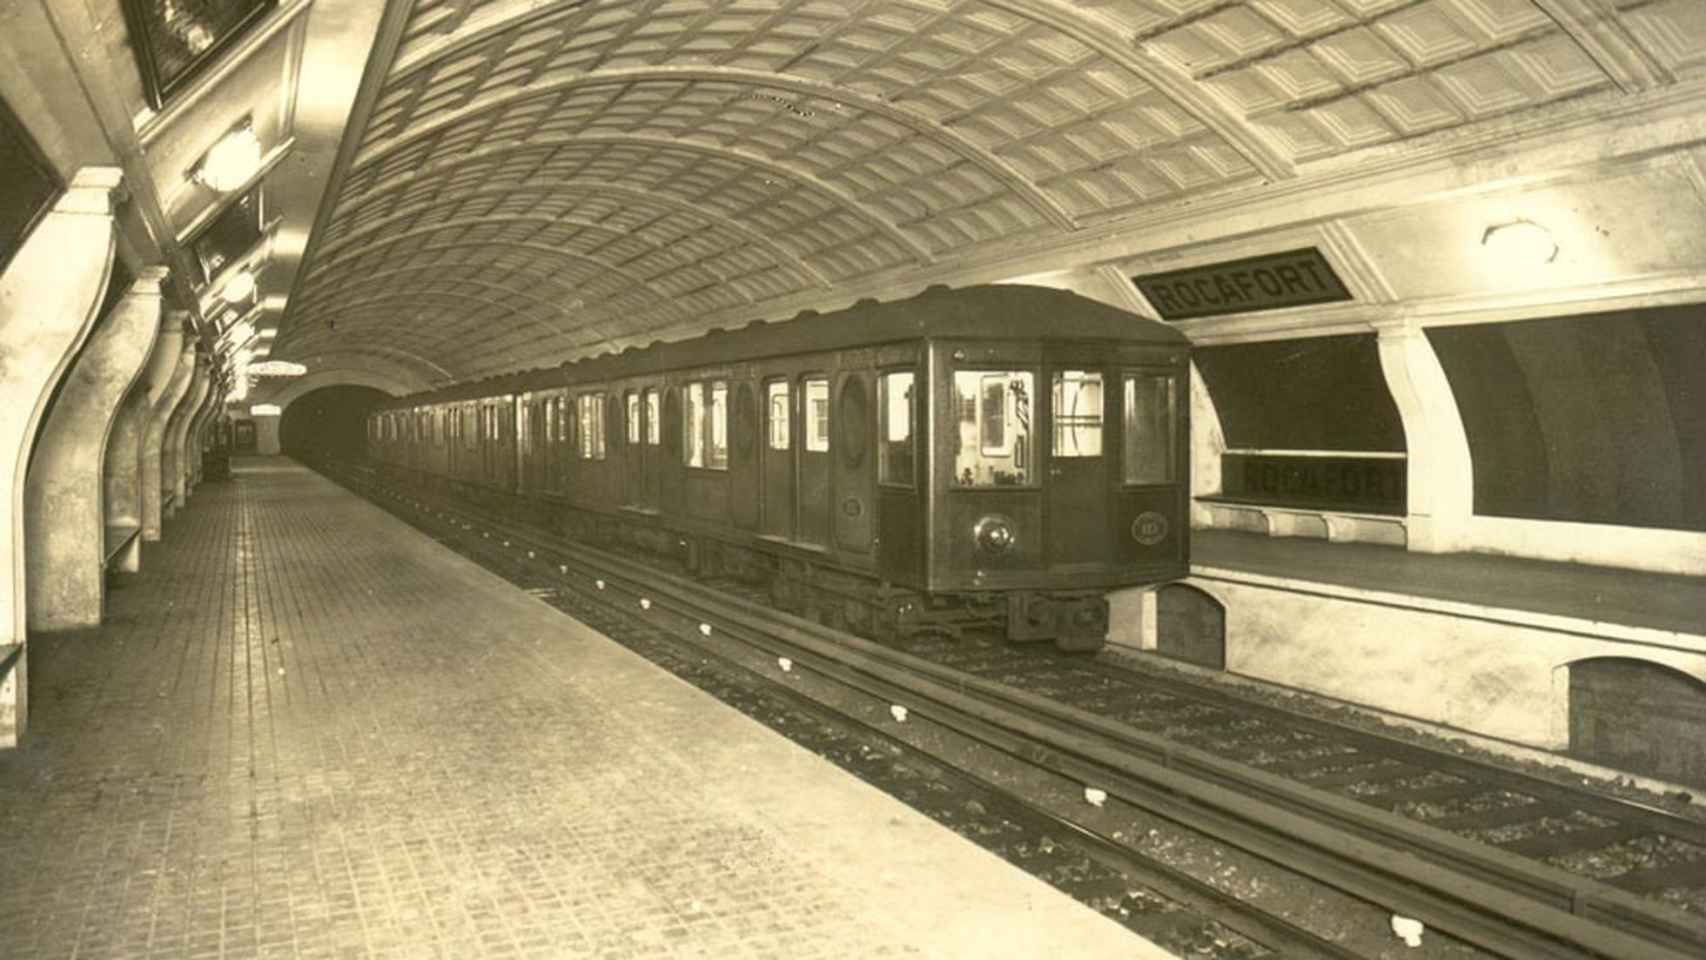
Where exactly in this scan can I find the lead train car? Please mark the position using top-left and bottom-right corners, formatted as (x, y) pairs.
(368, 284), (1190, 650)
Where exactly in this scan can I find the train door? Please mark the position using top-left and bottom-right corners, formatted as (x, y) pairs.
(730, 379), (760, 530)
(761, 378), (793, 538)
(797, 375), (831, 546)
(659, 384), (684, 515)
(833, 371), (874, 554)
(642, 386), (662, 509)
(1047, 368), (1112, 563)
(622, 389), (643, 507)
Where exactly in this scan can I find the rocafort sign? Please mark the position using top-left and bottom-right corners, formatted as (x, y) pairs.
(1131, 247), (1353, 321)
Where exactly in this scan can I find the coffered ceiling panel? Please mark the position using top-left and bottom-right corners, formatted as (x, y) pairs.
(273, 0), (1706, 381)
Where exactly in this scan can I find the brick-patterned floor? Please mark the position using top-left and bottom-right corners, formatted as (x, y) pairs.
(0, 460), (1162, 959)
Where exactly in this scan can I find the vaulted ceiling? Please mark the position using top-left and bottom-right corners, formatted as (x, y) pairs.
(273, 0), (1704, 382)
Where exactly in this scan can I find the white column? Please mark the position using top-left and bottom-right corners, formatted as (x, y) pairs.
(25, 268), (167, 630)
(166, 362), (210, 511)
(1374, 319), (1475, 553)
(103, 276), (173, 572)
(0, 166), (122, 746)
(142, 338), (194, 540)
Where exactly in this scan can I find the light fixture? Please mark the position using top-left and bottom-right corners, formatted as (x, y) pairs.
(249, 404), (282, 417)
(193, 122), (263, 192)
(1480, 219), (1557, 265)
(247, 360), (307, 377)
(220, 269), (257, 303)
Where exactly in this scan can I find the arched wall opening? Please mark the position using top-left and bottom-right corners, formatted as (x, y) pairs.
(1156, 583), (1226, 670)
(1568, 657), (1706, 789)
(278, 385), (391, 466)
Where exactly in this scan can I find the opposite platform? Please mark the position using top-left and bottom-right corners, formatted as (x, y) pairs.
(0, 458), (1166, 960)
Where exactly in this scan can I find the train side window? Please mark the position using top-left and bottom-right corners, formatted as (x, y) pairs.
(626, 391), (640, 444)
(766, 381), (790, 450)
(708, 381), (728, 469)
(645, 388), (661, 445)
(1123, 373), (1178, 485)
(1052, 370), (1103, 458)
(878, 371), (914, 486)
(953, 370), (1034, 486)
(685, 380), (729, 470)
(804, 378), (830, 452)
(577, 393), (606, 460)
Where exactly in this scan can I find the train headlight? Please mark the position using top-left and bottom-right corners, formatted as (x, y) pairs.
(973, 514), (1017, 555)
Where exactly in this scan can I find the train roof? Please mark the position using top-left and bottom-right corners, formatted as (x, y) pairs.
(375, 284), (1186, 411)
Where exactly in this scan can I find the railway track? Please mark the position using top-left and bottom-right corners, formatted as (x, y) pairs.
(332, 463), (1706, 960)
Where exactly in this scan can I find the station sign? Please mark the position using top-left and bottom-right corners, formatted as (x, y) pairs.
(1132, 247), (1353, 321)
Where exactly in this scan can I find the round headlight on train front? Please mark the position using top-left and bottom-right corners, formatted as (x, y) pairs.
(973, 514), (1017, 555)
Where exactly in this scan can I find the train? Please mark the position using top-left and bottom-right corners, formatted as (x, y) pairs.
(366, 284), (1190, 650)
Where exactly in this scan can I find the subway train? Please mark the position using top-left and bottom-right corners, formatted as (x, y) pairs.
(366, 284), (1190, 650)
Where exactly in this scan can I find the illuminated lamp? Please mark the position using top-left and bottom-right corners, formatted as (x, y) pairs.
(1480, 219), (1557, 265)
(250, 404), (282, 417)
(247, 360), (307, 377)
(220, 269), (257, 303)
(193, 124), (263, 192)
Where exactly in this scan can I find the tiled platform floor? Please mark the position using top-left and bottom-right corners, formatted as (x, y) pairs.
(0, 459), (1165, 960)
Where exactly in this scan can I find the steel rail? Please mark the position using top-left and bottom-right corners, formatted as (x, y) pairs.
(349, 468), (1706, 960)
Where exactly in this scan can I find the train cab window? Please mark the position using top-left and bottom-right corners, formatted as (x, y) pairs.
(626, 391), (641, 444)
(685, 380), (729, 470)
(953, 370), (1034, 486)
(1052, 371), (1103, 458)
(645, 389), (661, 445)
(766, 381), (790, 450)
(1123, 373), (1178, 485)
(577, 393), (606, 460)
(879, 371), (915, 486)
(804, 378), (830, 453)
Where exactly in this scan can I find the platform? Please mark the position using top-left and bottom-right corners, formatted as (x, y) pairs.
(0, 458), (1163, 960)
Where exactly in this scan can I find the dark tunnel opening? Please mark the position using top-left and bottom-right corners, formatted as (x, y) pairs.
(278, 385), (391, 466)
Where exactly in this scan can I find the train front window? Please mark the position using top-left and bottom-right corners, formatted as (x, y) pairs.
(767, 381), (789, 450)
(953, 370), (1033, 486)
(1052, 371), (1103, 458)
(1123, 373), (1177, 485)
(804, 378), (829, 453)
(879, 371), (914, 486)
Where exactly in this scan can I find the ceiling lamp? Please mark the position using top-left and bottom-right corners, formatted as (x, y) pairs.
(220, 269), (257, 303)
(247, 360), (307, 377)
(1480, 219), (1557, 265)
(249, 404), (282, 417)
(193, 123), (263, 192)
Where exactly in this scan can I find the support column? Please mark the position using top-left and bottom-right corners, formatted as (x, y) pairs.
(25, 269), (167, 631)
(194, 385), (227, 483)
(1375, 320), (1475, 554)
(142, 335), (194, 540)
(104, 289), (176, 573)
(165, 359), (209, 515)
(0, 167), (123, 747)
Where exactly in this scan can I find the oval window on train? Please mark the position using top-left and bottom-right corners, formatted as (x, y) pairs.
(839, 377), (868, 469)
(734, 383), (756, 460)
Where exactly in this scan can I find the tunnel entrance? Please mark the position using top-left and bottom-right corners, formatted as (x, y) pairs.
(1155, 584), (1225, 670)
(279, 385), (391, 466)
(1569, 658), (1706, 789)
